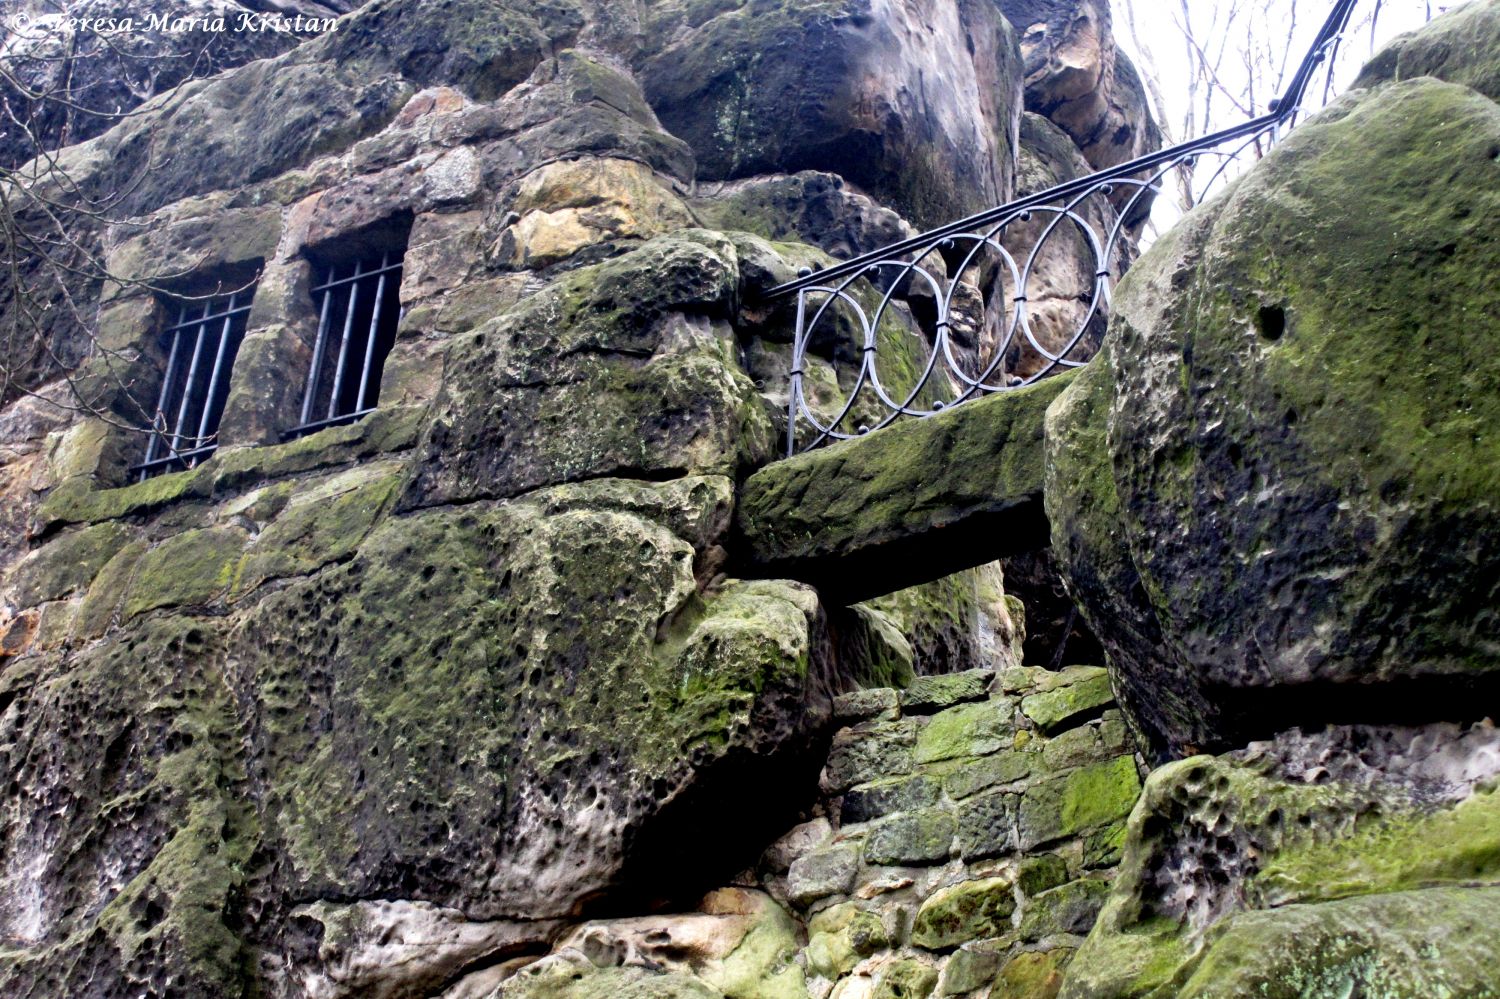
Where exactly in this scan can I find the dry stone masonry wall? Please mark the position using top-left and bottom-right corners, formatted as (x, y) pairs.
(484, 664), (1142, 999)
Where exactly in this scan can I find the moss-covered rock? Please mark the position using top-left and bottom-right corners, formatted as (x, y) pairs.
(4, 521), (135, 608)
(863, 809), (956, 866)
(231, 476), (836, 917)
(406, 231), (772, 508)
(1063, 724), (1500, 997)
(1020, 669), (1112, 733)
(1354, 0), (1500, 101)
(995, 948), (1072, 999)
(739, 372), (1076, 603)
(915, 700), (1016, 765)
(1017, 756), (1140, 850)
(871, 958), (940, 999)
(123, 527), (249, 619)
(806, 903), (891, 978)
(910, 876), (1019, 951)
(0, 617), (252, 997)
(1046, 66), (1500, 753)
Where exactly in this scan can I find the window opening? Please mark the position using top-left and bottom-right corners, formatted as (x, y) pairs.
(285, 249), (404, 440)
(133, 288), (255, 480)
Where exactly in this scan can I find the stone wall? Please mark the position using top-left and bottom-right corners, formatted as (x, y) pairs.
(480, 664), (1142, 999)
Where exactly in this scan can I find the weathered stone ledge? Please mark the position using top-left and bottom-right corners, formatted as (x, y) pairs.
(735, 373), (1077, 604)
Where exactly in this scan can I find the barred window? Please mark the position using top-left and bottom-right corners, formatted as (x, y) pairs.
(286, 250), (404, 440)
(133, 289), (255, 481)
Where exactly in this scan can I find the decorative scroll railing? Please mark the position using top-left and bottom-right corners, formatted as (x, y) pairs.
(767, 0), (1381, 455)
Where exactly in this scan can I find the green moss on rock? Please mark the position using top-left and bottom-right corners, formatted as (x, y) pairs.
(910, 876), (1019, 951)
(994, 948), (1071, 999)
(7, 521), (135, 608)
(124, 528), (248, 619)
(863, 809), (956, 866)
(1046, 64), (1500, 753)
(806, 903), (890, 979)
(406, 231), (772, 509)
(1018, 756), (1141, 850)
(739, 372), (1076, 603)
(916, 700), (1016, 764)
(872, 959), (940, 999)
(1020, 669), (1112, 733)
(230, 476), (831, 915)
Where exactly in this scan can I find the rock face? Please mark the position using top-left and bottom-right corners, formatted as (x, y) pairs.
(996, 0), (1159, 171)
(1045, 22), (1500, 755)
(0, 0), (1158, 995)
(638, 0), (1025, 230)
(1039, 9), (1500, 995)
(1064, 724), (1500, 997)
(0, 0), (355, 166)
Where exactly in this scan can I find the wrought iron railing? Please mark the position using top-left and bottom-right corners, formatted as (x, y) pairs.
(766, 0), (1377, 455)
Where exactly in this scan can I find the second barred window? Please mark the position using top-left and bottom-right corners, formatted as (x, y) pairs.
(286, 247), (405, 439)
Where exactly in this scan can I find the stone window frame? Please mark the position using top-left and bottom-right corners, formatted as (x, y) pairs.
(130, 284), (258, 481)
(283, 215), (413, 441)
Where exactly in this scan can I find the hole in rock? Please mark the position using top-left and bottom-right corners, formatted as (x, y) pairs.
(1256, 304), (1287, 341)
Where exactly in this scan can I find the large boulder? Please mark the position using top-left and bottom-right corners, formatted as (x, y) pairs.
(636, 0), (1025, 230)
(1046, 57), (1500, 754)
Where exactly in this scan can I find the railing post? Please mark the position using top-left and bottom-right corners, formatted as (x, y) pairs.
(788, 289), (807, 459)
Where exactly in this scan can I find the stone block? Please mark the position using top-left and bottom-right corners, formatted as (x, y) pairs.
(842, 775), (942, 825)
(992, 948), (1073, 999)
(822, 720), (917, 793)
(1018, 879), (1112, 941)
(902, 670), (993, 713)
(834, 687), (901, 724)
(1020, 669), (1113, 733)
(1016, 855), (1070, 897)
(956, 791), (1017, 862)
(872, 959), (939, 999)
(1039, 714), (1133, 772)
(911, 876), (1018, 951)
(1017, 756), (1141, 850)
(864, 809), (955, 866)
(915, 700), (1014, 765)
(944, 750), (1035, 800)
(806, 903), (890, 979)
(936, 945), (1007, 995)
(788, 845), (861, 906)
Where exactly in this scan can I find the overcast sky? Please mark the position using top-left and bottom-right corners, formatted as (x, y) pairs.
(1108, 0), (1451, 232)
(1116, 0), (1451, 134)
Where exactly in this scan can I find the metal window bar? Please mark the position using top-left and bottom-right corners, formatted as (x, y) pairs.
(766, 0), (1386, 456)
(285, 250), (404, 440)
(132, 291), (255, 480)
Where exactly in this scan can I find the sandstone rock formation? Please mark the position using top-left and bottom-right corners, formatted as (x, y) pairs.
(0, 0), (356, 165)
(638, 0), (1025, 231)
(1064, 724), (1500, 996)
(0, 0), (1152, 994)
(996, 0), (1159, 171)
(467, 665), (1140, 999)
(17, 0), (1498, 995)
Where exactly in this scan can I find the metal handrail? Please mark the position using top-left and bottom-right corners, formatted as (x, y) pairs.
(766, 0), (1375, 455)
(765, 0), (1358, 301)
